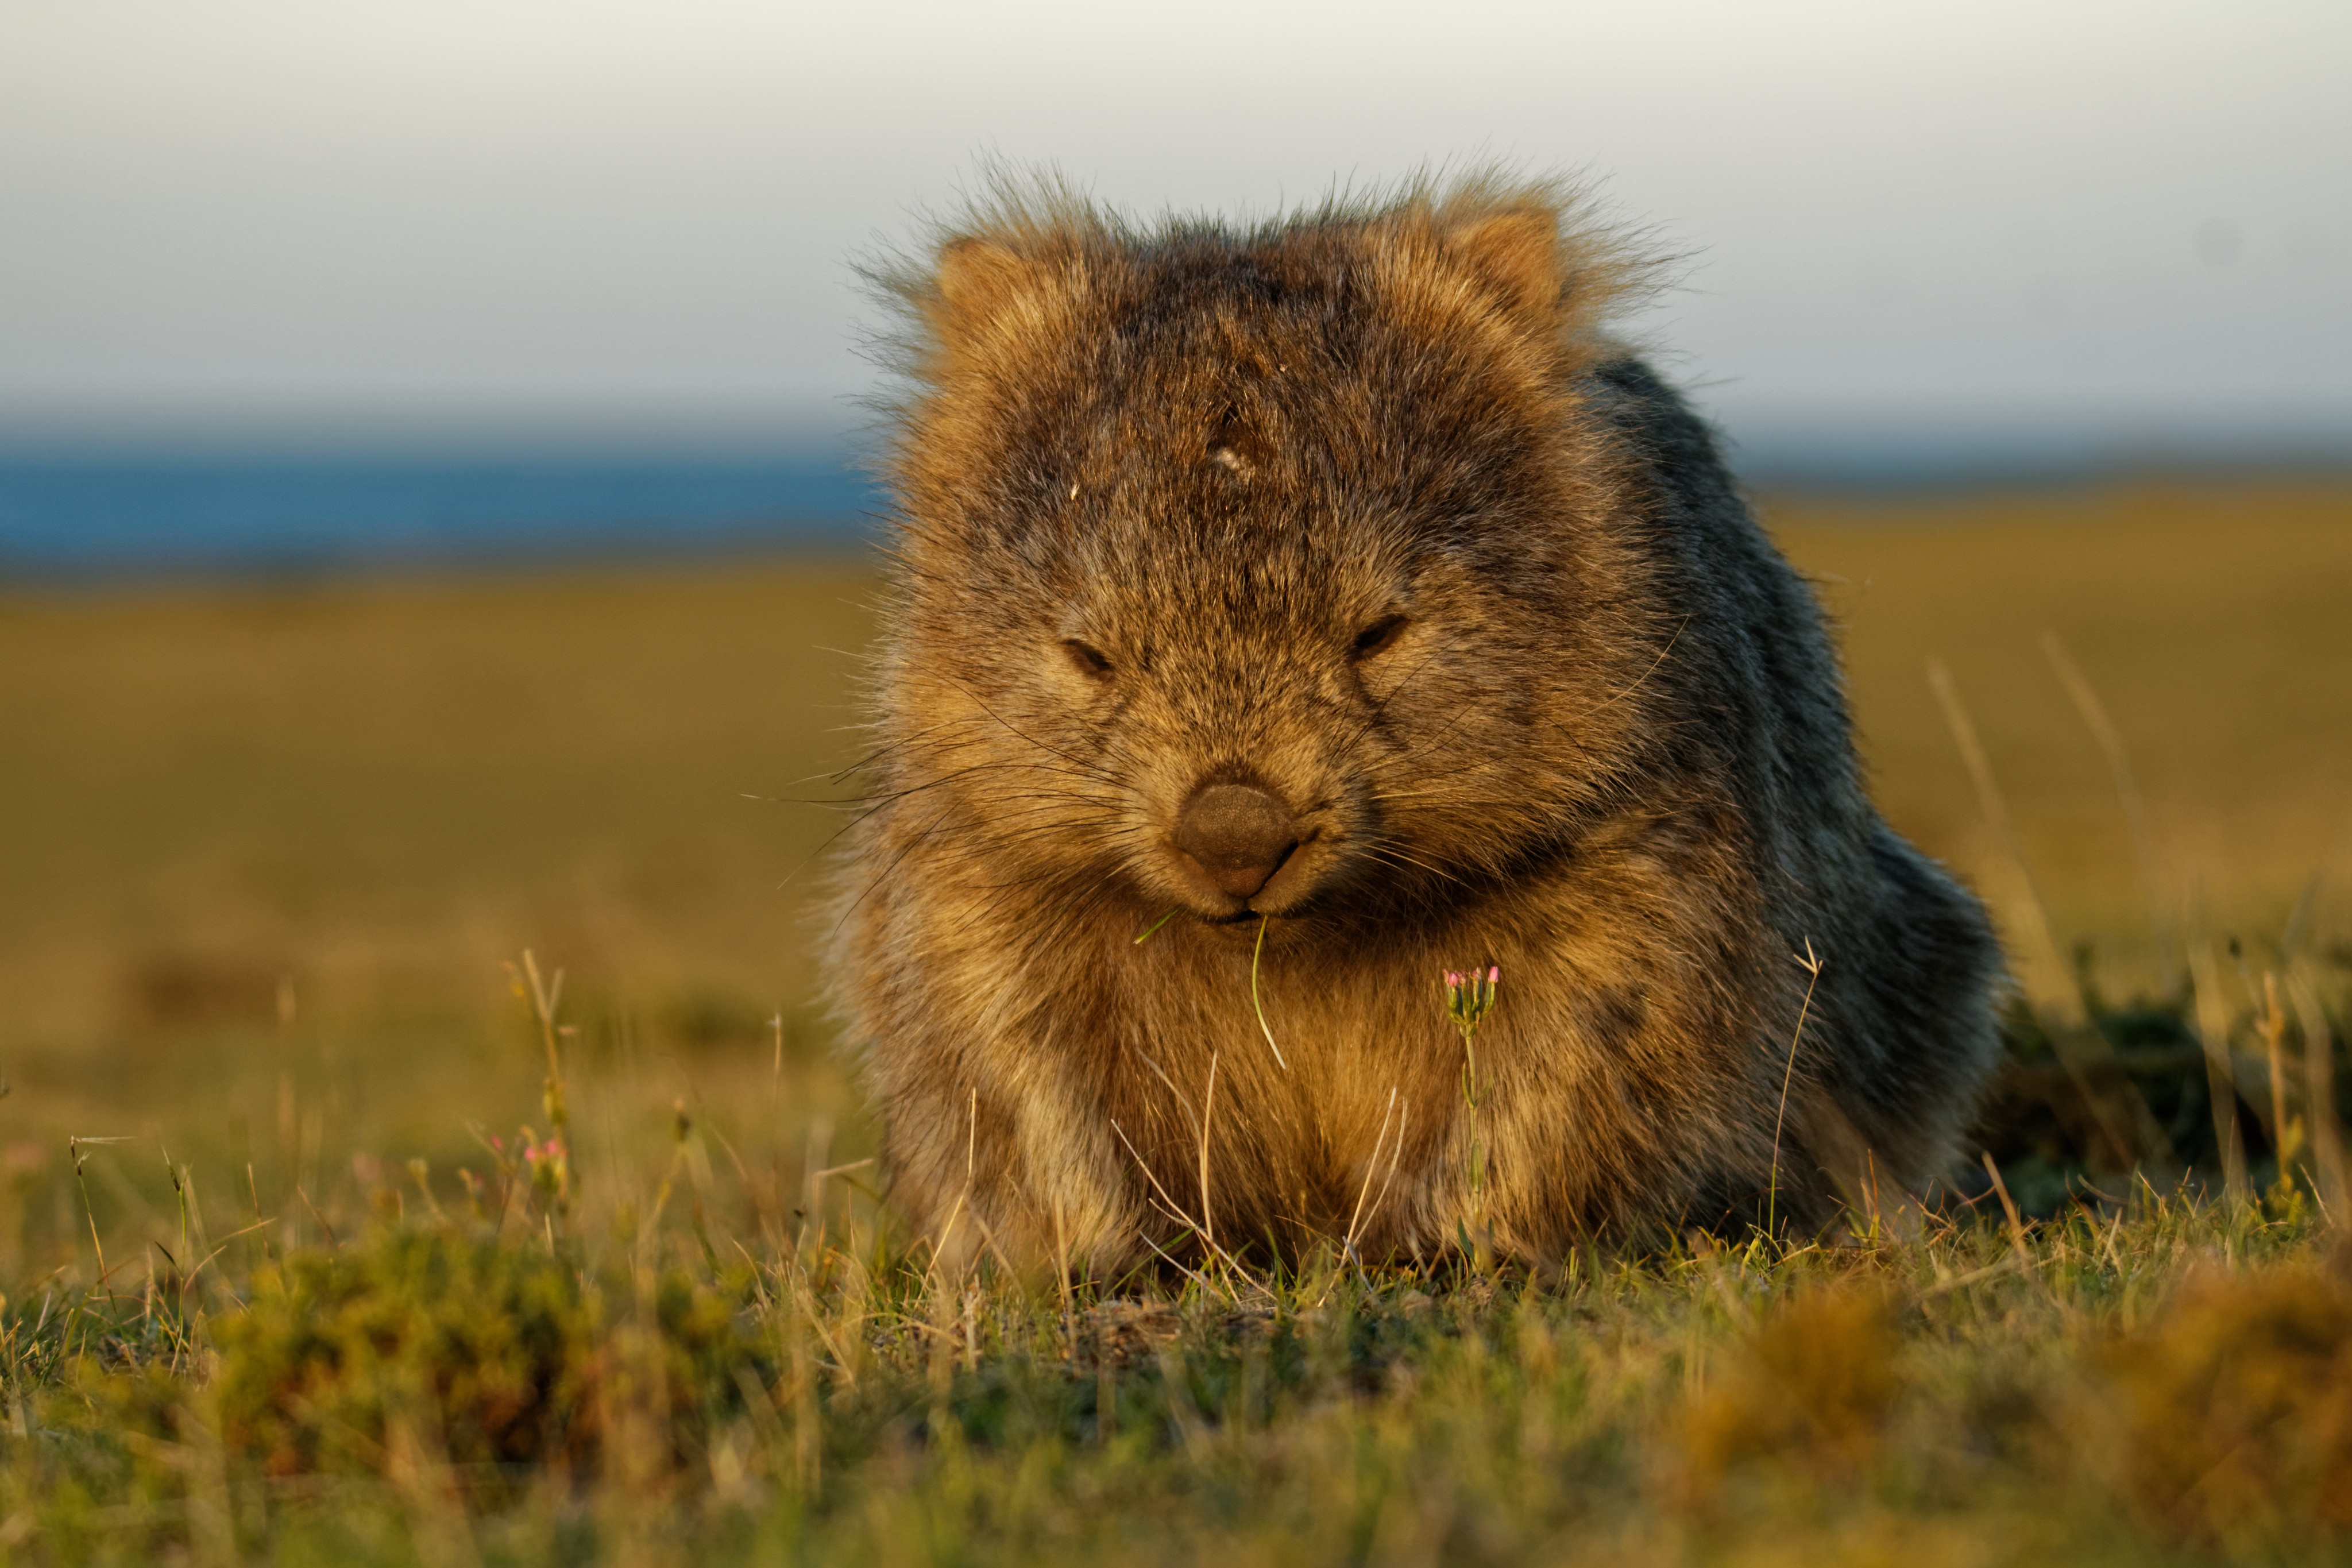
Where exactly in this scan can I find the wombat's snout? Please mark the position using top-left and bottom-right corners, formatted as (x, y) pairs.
(1173, 782), (1300, 900)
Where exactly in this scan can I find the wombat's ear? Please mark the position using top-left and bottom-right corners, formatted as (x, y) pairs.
(932, 237), (1042, 341)
(1442, 207), (1563, 324)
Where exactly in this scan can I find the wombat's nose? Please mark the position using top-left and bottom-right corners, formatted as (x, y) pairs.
(1173, 783), (1300, 899)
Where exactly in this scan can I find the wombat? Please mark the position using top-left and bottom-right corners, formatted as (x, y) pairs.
(832, 172), (2004, 1272)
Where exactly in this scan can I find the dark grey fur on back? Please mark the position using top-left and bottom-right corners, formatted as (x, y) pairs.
(1589, 354), (2005, 1183)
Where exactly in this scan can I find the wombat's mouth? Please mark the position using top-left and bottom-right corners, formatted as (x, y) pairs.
(1158, 777), (1346, 921)
(1183, 890), (1308, 927)
(1166, 831), (1339, 926)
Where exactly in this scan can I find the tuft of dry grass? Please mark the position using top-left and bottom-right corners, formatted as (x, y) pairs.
(1678, 1284), (1902, 1489)
(2097, 1258), (2352, 1545)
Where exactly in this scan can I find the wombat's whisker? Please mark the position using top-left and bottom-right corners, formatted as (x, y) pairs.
(1360, 843), (1472, 890)
(816, 713), (975, 784)
(955, 817), (1141, 864)
(1332, 633), (1473, 757)
(778, 752), (1104, 873)
(1370, 701), (1491, 774)
(829, 803), (956, 932)
(958, 853), (1144, 901)
(930, 676), (1107, 772)
(829, 754), (1025, 802)
(954, 843), (1141, 886)
(970, 864), (1156, 925)
(1366, 766), (1504, 804)
(952, 830), (1129, 866)
(957, 844), (1154, 922)
(953, 805), (1124, 840)
(771, 782), (981, 887)
(856, 700), (1124, 779)
(1560, 615), (1691, 727)
(980, 791), (1126, 813)
(844, 759), (1117, 813)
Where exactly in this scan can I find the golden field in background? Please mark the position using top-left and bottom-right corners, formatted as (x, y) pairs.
(1768, 481), (2352, 994)
(0, 480), (2345, 1269)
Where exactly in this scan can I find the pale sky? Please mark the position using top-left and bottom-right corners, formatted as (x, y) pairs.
(3, 0), (2346, 462)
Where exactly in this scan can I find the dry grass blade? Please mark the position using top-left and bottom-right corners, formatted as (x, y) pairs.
(2186, 937), (2250, 1204)
(1198, 1053), (1218, 1257)
(1979, 1152), (2034, 1270)
(2260, 973), (2298, 1174)
(1928, 655), (2172, 1168)
(1926, 656), (2068, 1010)
(1342, 1086), (1400, 1265)
(2041, 629), (2175, 976)
(1767, 940), (1825, 1234)
(1249, 915), (1288, 1069)
(2286, 965), (2347, 1215)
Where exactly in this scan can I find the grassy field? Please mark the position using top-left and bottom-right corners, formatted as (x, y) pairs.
(1772, 481), (2352, 997)
(0, 478), (2347, 1562)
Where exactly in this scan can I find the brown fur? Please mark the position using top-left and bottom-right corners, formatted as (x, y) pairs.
(831, 171), (2005, 1272)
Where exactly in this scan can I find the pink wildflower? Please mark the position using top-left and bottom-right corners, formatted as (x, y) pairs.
(1442, 964), (1501, 1037)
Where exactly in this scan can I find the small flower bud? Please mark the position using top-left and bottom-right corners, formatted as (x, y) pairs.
(1442, 963), (1501, 1037)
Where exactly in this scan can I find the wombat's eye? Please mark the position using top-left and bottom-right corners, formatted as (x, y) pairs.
(1350, 615), (1409, 662)
(1061, 639), (1114, 679)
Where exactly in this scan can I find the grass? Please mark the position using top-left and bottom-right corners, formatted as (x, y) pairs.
(1768, 480), (2352, 996)
(0, 479), (2348, 1561)
(3, 1131), (2350, 1564)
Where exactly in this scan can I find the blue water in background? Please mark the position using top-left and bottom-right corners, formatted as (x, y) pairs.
(0, 453), (883, 578)
(3, 423), (2342, 580)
